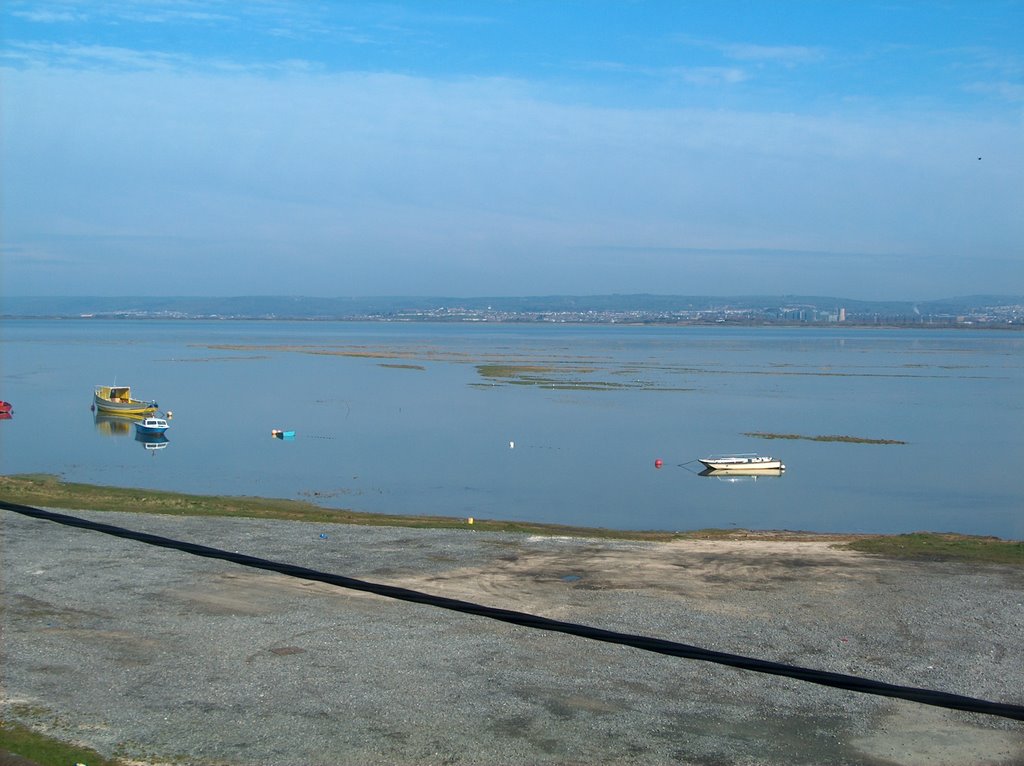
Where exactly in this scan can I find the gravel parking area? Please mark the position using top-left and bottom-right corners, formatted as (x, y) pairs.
(2, 509), (1022, 765)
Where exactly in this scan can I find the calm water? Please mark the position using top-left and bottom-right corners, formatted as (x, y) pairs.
(1, 320), (1021, 538)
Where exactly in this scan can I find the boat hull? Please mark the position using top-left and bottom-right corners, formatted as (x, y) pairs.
(698, 458), (784, 472)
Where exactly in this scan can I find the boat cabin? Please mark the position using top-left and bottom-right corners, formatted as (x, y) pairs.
(97, 386), (133, 403)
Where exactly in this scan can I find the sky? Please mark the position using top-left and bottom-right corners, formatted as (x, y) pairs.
(1, 1), (1022, 300)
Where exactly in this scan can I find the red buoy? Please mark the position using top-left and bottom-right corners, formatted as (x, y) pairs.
(654, 459), (663, 468)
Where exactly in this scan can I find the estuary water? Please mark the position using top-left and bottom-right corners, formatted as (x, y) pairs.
(1, 320), (1021, 538)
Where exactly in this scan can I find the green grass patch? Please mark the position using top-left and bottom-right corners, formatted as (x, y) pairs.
(743, 432), (906, 445)
(474, 364), (691, 391)
(3, 475), (1019, 563)
(0, 474), (673, 541)
(842, 533), (1024, 565)
(0, 720), (126, 766)
(477, 363), (574, 377)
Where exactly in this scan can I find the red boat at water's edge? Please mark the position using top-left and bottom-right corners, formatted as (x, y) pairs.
(0, 401), (12, 414)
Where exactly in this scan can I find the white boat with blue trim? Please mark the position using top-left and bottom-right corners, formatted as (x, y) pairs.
(134, 415), (170, 436)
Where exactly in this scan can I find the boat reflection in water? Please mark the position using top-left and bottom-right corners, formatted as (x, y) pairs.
(94, 412), (141, 436)
(96, 412), (170, 451)
(699, 467), (785, 482)
(135, 432), (169, 452)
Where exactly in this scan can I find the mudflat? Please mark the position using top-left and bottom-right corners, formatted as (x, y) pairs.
(2, 509), (1022, 765)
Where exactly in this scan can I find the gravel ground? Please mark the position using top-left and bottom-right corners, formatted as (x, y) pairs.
(1, 508), (1022, 766)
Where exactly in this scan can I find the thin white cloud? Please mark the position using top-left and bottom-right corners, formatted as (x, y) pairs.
(11, 8), (85, 23)
(677, 66), (748, 86)
(80, 1), (234, 25)
(4, 42), (190, 70)
(577, 60), (748, 87)
(719, 42), (825, 64)
(675, 34), (827, 65)
(9, 0), (237, 26)
(587, 245), (897, 260)
(949, 46), (1024, 103)
(1, 41), (319, 74)
(964, 80), (1024, 102)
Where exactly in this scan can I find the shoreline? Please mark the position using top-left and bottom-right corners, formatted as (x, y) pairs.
(2, 474), (1022, 565)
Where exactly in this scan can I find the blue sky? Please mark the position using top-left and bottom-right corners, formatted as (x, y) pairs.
(2, 1), (1022, 299)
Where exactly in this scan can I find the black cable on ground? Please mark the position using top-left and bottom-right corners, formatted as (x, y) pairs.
(3, 501), (1022, 722)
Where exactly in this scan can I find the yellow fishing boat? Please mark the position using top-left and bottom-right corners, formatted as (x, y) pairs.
(93, 385), (159, 415)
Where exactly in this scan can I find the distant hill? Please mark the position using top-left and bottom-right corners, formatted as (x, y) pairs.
(2, 294), (1022, 321)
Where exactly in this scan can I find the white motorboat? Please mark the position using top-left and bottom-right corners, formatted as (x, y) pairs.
(698, 454), (785, 472)
(135, 415), (170, 435)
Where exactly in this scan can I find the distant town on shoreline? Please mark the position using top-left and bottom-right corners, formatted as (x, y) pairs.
(3, 294), (1023, 328)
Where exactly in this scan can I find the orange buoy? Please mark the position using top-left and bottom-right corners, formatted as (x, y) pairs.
(654, 459), (663, 468)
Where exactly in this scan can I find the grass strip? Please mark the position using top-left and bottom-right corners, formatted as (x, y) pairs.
(2, 475), (1019, 564)
(843, 533), (1024, 566)
(0, 474), (674, 541)
(0, 720), (126, 766)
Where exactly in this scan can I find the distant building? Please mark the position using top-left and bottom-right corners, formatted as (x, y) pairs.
(839, 307), (846, 322)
